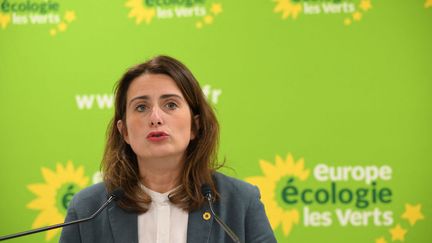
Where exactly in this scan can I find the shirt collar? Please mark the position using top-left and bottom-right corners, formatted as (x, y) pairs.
(140, 184), (179, 204)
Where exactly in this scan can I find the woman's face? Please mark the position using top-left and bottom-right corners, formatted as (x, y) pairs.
(118, 73), (195, 163)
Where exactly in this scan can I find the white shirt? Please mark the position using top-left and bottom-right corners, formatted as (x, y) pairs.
(138, 185), (188, 243)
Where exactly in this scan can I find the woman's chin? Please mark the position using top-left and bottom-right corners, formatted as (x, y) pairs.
(138, 150), (185, 161)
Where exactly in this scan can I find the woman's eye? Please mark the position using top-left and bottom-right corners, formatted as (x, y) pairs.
(165, 102), (178, 110)
(136, 104), (147, 112)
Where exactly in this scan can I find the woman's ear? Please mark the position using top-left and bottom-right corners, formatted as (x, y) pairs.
(191, 115), (200, 140)
(117, 120), (130, 144)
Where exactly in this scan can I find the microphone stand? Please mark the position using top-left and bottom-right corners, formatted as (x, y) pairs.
(203, 186), (241, 243)
(0, 190), (121, 241)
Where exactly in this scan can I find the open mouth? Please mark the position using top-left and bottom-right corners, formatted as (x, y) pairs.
(147, 131), (169, 139)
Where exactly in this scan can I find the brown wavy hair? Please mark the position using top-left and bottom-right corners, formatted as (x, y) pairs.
(101, 55), (221, 213)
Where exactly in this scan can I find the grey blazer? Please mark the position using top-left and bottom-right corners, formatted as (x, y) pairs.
(59, 172), (277, 243)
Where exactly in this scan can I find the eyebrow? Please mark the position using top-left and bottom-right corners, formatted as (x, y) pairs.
(128, 94), (184, 107)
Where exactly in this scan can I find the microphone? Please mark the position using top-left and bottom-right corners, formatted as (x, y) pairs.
(201, 184), (241, 243)
(0, 187), (124, 241)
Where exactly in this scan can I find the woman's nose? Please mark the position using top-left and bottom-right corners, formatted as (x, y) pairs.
(149, 107), (163, 127)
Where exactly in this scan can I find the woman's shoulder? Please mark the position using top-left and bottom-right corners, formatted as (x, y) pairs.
(213, 172), (260, 200)
(69, 182), (108, 209)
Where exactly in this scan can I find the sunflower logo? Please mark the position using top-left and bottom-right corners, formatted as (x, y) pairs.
(0, 13), (11, 29)
(245, 153), (310, 236)
(273, 0), (302, 20)
(125, 0), (156, 24)
(27, 161), (89, 241)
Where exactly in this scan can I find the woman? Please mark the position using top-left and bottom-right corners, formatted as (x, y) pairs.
(60, 56), (276, 243)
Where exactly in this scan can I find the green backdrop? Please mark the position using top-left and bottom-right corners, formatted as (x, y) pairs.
(1, 0), (431, 242)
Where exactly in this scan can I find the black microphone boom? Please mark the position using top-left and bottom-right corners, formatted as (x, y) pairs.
(0, 188), (124, 241)
(201, 184), (241, 243)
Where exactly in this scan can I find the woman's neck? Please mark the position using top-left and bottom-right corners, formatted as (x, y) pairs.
(138, 156), (183, 193)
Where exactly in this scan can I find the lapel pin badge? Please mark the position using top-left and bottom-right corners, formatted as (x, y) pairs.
(203, 211), (211, 221)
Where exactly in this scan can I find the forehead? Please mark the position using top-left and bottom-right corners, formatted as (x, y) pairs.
(127, 73), (184, 100)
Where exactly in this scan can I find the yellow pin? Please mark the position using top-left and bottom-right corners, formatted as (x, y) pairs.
(203, 212), (211, 221)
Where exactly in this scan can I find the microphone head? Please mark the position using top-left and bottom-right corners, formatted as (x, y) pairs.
(110, 188), (125, 201)
(201, 184), (211, 198)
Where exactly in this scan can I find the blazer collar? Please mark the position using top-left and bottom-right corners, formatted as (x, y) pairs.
(108, 203), (138, 243)
(187, 203), (214, 243)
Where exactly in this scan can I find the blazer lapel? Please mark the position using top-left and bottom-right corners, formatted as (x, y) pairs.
(187, 203), (214, 243)
(108, 203), (138, 243)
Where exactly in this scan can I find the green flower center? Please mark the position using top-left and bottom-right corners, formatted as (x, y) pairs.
(275, 176), (298, 211)
(56, 183), (81, 215)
